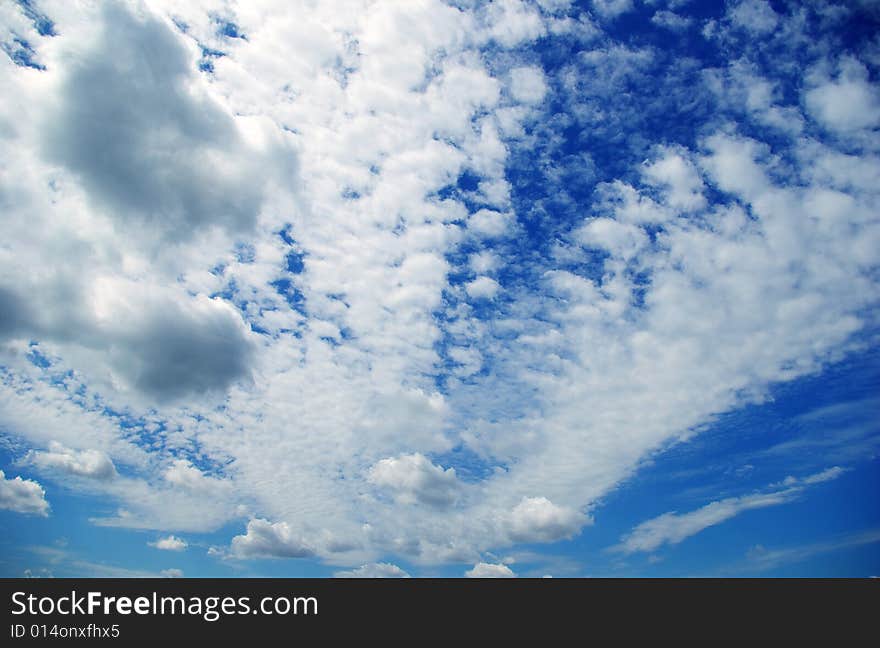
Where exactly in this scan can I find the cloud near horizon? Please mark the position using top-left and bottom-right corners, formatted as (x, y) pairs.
(614, 468), (848, 555)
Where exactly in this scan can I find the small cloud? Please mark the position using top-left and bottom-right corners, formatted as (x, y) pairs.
(651, 10), (692, 31)
(334, 563), (410, 578)
(229, 519), (314, 559)
(469, 251), (500, 274)
(0, 469), (49, 516)
(774, 466), (847, 489)
(465, 276), (501, 300)
(29, 442), (116, 480)
(161, 568), (184, 578)
(508, 496), (586, 543)
(23, 568), (54, 578)
(465, 562), (517, 578)
(802, 466), (847, 484)
(591, 0), (633, 21)
(468, 209), (512, 238)
(149, 535), (188, 551)
(727, 0), (779, 35)
(509, 66), (547, 105)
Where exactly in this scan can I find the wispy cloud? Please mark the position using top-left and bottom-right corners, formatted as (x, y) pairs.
(741, 529), (880, 574)
(27, 546), (179, 578)
(612, 468), (847, 555)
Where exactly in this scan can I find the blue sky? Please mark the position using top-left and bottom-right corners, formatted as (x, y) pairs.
(0, 0), (878, 578)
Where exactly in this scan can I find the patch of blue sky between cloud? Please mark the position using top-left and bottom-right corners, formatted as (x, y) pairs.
(0, 0), (878, 577)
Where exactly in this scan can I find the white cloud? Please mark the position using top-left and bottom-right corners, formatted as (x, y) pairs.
(465, 562), (516, 578)
(801, 467), (847, 484)
(714, 62), (805, 136)
(334, 562), (410, 578)
(593, 181), (672, 225)
(643, 147), (706, 211)
(698, 133), (770, 200)
(163, 460), (232, 495)
(805, 58), (880, 133)
(0, 3), (277, 405)
(230, 519), (314, 559)
(576, 217), (647, 260)
(468, 209), (513, 238)
(40, 4), (287, 242)
(0, 469), (49, 516)
(508, 497), (586, 543)
(486, 0), (546, 48)
(368, 454), (460, 509)
(28, 544), (178, 577)
(728, 0), (779, 34)
(615, 468), (847, 554)
(778, 466), (847, 487)
(29, 441), (116, 480)
(616, 491), (794, 554)
(535, 0), (574, 14)
(469, 251), (500, 274)
(743, 529), (880, 573)
(591, 0), (634, 20)
(150, 535), (188, 551)
(0, 0), (877, 574)
(651, 11), (692, 31)
(449, 345), (484, 377)
(509, 66), (547, 105)
(465, 276), (502, 300)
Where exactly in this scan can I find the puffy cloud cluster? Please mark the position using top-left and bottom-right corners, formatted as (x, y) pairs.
(230, 519), (314, 559)
(368, 454), (460, 509)
(29, 442), (116, 480)
(0, 470), (49, 516)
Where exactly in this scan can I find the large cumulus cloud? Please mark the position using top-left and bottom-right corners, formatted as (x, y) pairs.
(42, 3), (278, 241)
